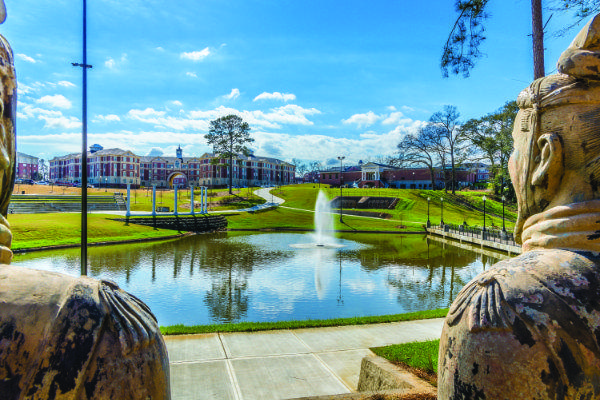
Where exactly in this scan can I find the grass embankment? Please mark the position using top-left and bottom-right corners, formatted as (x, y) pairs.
(160, 308), (448, 335)
(225, 184), (517, 233)
(8, 213), (182, 250)
(372, 339), (440, 385)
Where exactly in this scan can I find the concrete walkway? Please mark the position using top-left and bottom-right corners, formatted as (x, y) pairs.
(165, 318), (444, 400)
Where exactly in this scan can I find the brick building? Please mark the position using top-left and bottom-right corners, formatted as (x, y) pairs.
(16, 152), (39, 180)
(49, 145), (295, 188)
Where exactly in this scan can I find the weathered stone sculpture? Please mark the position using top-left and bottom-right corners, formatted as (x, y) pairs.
(0, 4), (170, 399)
(439, 14), (600, 400)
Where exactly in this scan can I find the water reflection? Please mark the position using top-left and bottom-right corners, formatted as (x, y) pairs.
(12, 232), (503, 326)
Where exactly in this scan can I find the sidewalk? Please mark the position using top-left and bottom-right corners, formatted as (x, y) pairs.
(164, 318), (444, 400)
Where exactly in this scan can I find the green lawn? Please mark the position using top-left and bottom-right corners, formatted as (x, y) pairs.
(272, 184), (516, 232)
(8, 213), (182, 250)
(372, 339), (440, 375)
(160, 308), (448, 335)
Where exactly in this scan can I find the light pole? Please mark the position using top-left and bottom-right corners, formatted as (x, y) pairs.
(427, 197), (431, 228)
(483, 195), (487, 239)
(337, 156), (345, 223)
(440, 197), (444, 226)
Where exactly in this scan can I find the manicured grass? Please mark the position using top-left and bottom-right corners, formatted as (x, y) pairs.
(160, 308), (448, 335)
(372, 339), (440, 375)
(224, 206), (420, 232)
(8, 213), (182, 250)
(275, 184), (517, 232)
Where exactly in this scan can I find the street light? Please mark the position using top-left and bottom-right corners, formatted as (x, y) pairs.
(440, 197), (444, 226)
(427, 197), (431, 228)
(482, 195), (487, 238)
(337, 156), (345, 223)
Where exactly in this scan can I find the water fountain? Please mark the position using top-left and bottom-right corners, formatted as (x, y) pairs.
(291, 191), (343, 249)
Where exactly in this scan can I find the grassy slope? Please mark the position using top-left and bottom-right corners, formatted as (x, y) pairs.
(8, 213), (182, 250)
(245, 184), (517, 232)
(372, 339), (440, 375)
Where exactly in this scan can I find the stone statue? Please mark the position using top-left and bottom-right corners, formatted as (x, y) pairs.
(438, 14), (600, 399)
(0, 4), (170, 399)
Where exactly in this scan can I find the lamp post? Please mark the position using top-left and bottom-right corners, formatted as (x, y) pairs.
(482, 195), (487, 239)
(440, 197), (444, 226)
(337, 156), (345, 223)
(427, 197), (431, 228)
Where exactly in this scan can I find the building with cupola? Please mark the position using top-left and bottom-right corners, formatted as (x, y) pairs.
(49, 145), (295, 188)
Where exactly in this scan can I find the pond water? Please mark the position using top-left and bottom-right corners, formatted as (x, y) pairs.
(12, 232), (506, 326)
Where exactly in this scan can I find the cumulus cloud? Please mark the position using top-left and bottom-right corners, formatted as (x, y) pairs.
(170, 100), (183, 107)
(93, 114), (121, 123)
(186, 72), (198, 78)
(17, 53), (36, 63)
(128, 108), (166, 119)
(38, 115), (81, 129)
(223, 88), (240, 100)
(180, 47), (211, 61)
(342, 111), (380, 128)
(36, 95), (72, 109)
(253, 92), (296, 102)
(382, 111), (406, 125)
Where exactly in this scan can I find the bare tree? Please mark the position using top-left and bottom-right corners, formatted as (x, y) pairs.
(429, 106), (466, 194)
(397, 125), (445, 190)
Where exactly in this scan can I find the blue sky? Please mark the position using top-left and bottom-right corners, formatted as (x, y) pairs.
(2, 0), (587, 167)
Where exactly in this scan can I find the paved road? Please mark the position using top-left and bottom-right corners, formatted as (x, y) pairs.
(165, 318), (444, 400)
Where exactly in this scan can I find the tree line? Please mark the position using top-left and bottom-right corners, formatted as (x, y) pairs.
(396, 102), (517, 198)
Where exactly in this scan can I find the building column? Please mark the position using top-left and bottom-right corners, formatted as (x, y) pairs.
(174, 186), (178, 216)
(126, 184), (131, 217)
(190, 184), (195, 215)
(152, 185), (156, 216)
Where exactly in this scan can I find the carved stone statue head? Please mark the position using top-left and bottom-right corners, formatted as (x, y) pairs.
(439, 14), (600, 400)
(510, 14), (600, 251)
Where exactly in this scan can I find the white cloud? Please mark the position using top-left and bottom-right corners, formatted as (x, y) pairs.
(105, 53), (128, 70)
(387, 106), (397, 111)
(180, 47), (211, 61)
(36, 95), (72, 109)
(38, 115), (81, 129)
(186, 72), (198, 78)
(342, 111), (380, 128)
(57, 81), (76, 88)
(93, 114), (121, 123)
(155, 47), (165, 52)
(128, 108), (166, 119)
(382, 111), (406, 125)
(253, 92), (296, 102)
(223, 88), (240, 100)
(170, 100), (183, 107)
(17, 53), (36, 63)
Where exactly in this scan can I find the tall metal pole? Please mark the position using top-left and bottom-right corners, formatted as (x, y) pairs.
(72, 0), (93, 276)
(337, 156), (345, 223)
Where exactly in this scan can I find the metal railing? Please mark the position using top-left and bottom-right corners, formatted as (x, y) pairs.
(438, 223), (517, 247)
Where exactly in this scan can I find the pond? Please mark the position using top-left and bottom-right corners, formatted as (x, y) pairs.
(12, 232), (506, 326)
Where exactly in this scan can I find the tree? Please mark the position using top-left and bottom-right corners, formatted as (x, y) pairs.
(460, 101), (517, 193)
(38, 158), (48, 180)
(291, 158), (308, 179)
(429, 105), (467, 194)
(397, 125), (446, 190)
(206, 115), (254, 194)
(442, 0), (599, 79)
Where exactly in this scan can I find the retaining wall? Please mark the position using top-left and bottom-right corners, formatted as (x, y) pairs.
(117, 215), (227, 233)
